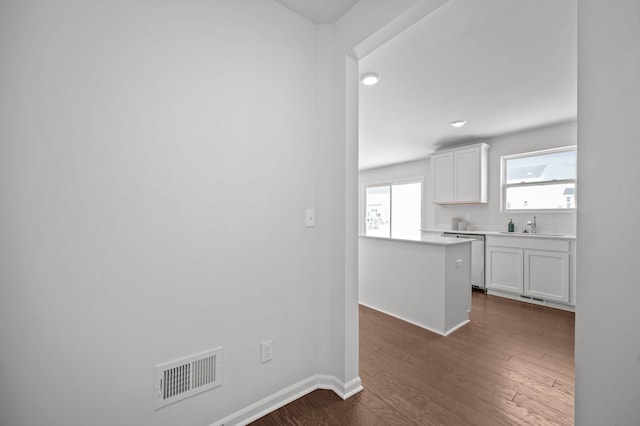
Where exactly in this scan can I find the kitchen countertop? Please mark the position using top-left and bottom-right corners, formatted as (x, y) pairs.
(359, 234), (473, 246)
(421, 229), (576, 240)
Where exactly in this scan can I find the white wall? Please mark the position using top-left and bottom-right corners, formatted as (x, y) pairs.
(575, 1), (640, 424)
(359, 121), (577, 235)
(0, 0), (428, 425)
(325, 0), (425, 386)
(0, 1), (321, 425)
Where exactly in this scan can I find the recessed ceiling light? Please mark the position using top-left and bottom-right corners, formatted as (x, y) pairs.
(361, 72), (380, 86)
(450, 120), (467, 128)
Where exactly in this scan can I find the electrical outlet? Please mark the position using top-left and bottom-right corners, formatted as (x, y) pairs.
(261, 340), (273, 363)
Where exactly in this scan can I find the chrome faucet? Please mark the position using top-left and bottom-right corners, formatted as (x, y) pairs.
(527, 216), (537, 233)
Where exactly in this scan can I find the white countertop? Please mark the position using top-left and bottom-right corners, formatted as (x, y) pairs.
(359, 234), (472, 246)
(422, 229), (576, 240)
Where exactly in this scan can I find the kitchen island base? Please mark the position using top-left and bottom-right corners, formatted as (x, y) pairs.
(359, 235), (472, 336)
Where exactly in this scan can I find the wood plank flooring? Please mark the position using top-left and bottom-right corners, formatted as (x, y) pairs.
(251, 291), (575, 425)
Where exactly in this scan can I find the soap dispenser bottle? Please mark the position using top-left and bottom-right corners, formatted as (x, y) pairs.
(508, 218), (515, 233)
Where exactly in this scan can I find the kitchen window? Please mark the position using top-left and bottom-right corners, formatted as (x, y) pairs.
(501, 146), (577, 211)
(365, 181), (422, 238)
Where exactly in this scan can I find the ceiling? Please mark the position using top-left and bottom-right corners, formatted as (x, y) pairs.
(272, 0), (577, 171)
(359, 0), (577, 169)
(273, 0), (359, 24)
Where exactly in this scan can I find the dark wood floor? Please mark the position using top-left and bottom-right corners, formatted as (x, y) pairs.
(252, 291), (575, 425)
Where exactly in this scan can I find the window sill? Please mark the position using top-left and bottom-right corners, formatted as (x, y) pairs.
(500, 208), (576, 214)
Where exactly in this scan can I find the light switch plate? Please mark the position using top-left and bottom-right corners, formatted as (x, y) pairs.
(305, 209), (315, 227)
(261, 340), (273, 363)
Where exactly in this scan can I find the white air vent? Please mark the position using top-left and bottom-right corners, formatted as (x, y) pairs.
(154, 347), (223, 409)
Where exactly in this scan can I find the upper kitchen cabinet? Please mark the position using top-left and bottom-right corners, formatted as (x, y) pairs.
(431, 143), (489, 204)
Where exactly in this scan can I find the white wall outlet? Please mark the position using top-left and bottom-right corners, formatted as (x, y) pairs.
(260, 340), (273, 363)
(305, 208), (315, 227)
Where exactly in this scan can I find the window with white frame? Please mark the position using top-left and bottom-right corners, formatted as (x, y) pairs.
(502, 146), (577, 211)
(365, 181), (422, 238)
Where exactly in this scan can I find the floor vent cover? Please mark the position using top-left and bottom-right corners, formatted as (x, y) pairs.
(154, 347), (223, 409)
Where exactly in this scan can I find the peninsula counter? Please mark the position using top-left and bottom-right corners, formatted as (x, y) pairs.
(359, 235), (472, 336)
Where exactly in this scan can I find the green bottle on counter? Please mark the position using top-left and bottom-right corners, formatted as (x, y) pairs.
(508, 218), (515, 232)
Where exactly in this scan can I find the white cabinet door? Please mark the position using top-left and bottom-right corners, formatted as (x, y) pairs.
(432, 152), (454, 203)
(455, 147), (481, 202)
(524, 250), (570, 303)
(431, 143), (488, 204)
(486, 246), (523, 294)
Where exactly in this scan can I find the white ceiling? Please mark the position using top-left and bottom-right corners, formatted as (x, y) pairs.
(272, 0), (577, 171)
(273, 0), (359, 24)
(359, 0), (577, 169)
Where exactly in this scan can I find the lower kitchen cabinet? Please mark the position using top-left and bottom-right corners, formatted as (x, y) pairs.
(486, 246), (523, 294)
(524, 250), (569, 303)
(486, 236), (572, 307)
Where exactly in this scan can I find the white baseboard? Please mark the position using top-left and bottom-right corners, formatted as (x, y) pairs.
(211, 375), (363, 426)
(359, 301), (457, 337)
(443, 319), (470, 336)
